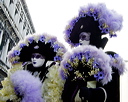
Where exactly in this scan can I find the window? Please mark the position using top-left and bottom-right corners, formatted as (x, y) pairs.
(16, 1), (20, 11)
(19, 11), (24, 23)
(26, 28), (29, 35)
(23, 22), (26, 30)
(9, 0), (14, 5)
(15, 9), (18, 15)
(19, 18), (22, 23)
(0, 30), (3, 45)
(20, 11), (24, 19)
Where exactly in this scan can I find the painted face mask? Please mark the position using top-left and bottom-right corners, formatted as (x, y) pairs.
(31, 53), (45, 68)
(79, 32), (91, 45)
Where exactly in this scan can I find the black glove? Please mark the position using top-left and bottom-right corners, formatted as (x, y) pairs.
(62, 77), (87, 102)
(79, 87), (106, 102)
(62, 78), (79, 102)
(79, 87), (91, 101)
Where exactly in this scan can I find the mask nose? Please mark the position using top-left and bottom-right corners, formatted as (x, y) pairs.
(31, 58), (36, 62)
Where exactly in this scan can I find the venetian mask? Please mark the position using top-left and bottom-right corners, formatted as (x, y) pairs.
(31, 53), (45, 67)
(79, 32), (91, 45)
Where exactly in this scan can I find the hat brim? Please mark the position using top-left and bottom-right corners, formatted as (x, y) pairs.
(66, 16), (103, 47)
(8, 33), (67, 64)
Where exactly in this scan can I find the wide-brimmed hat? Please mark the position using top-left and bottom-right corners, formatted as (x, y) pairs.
(8, 33), (67, 65)
(64, 3), (123, 48)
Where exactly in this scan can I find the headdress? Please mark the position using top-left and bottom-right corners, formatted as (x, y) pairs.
(60, 45), (112, 85)
(64, 3), (123, 48)
(8, 33), (67, 65)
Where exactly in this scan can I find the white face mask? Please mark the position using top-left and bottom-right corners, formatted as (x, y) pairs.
(31, 53), (45, 68)
(79, 39), (90, 45)
(79, 32), (91, 46)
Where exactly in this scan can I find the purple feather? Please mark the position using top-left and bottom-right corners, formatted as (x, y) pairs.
(109, 54), (126, 75)
(10, 70), (44, 102)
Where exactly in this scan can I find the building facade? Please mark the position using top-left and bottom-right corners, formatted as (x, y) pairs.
(0, 0), (35, 88)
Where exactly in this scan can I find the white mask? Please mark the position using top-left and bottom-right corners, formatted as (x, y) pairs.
(79, 32), (91, 46)
(79, 39), (90, 45)
(31, 53), (45, 68)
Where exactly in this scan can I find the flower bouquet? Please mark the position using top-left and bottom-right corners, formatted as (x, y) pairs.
(60, 45), (112, 85)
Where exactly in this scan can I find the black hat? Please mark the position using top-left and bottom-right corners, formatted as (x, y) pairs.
(8, 33), (67, 65)
(64, 3), (123, 48)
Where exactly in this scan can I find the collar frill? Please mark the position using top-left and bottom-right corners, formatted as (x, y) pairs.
(0, 63), (23, 102)
(42, 62), (65, 102)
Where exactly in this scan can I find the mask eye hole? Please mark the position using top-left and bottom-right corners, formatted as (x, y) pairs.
(79, 32), (91, 41)
(31, 53), (43, 59)
(80, 35), (86, 40)
(36, 55), (42, 59)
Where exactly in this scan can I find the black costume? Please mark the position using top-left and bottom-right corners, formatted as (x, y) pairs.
(80, 51), (124, 102)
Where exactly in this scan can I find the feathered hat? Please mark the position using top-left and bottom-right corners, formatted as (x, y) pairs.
(8, 33), (67, 65)
(64, 3), (123, 48)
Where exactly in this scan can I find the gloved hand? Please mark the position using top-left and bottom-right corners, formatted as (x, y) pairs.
(79, 87), (91, 101)
(79, 87), (106, 102)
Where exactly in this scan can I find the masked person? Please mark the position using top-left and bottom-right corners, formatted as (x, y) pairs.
(79, 51), (126, 102)
(60, 45), (112, 102)
(64, 3), (123, 49)
(0, 33), (66, 102)
(61, 3), (125, 102)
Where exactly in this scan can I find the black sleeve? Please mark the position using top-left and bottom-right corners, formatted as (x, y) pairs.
(97, 68), (120, 102)
(62, 78), (80, 102)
